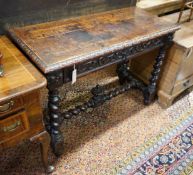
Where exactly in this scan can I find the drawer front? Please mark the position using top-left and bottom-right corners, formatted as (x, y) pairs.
(173, 75), (193, 95)
(0, 111), (30, 143)
(0, 97), (23, 117)
(176, 48), (193, 82)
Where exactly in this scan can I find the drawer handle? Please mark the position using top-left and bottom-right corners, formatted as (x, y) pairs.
(183, 80), (190, 87)
(0, 65), (4, 77)
(2, 120), (21, 132)
(0, 101), (14, 113)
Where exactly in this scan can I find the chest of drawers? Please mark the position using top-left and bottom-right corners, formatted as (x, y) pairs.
(0, 36), (53, 173)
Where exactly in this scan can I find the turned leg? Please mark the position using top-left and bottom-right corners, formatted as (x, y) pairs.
(143, 47), (166, 104)
(144, 37), (172, 105)
(46, 71), (64, 157)
(48, 88), (64, 157)
(30, 131), (54, 174)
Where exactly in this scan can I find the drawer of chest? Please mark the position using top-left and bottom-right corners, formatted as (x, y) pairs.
(173, 75), (193, 95)
(0, 97), (23, 117)
(0, 111), (29, 143)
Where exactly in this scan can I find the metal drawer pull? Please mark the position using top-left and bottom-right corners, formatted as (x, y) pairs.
(0, 101), (14, 113)
(2, 120), (21, 132)
(0, 65), (4, 77)
(183, 80), (190, 87)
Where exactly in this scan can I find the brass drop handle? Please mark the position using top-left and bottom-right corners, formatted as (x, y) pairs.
(183, 80), (190, 87)
(0, 101), (14, 113)
(0, 65), (4, 77)
(0, 52), (4, 77)
(2, 120), (21, 132)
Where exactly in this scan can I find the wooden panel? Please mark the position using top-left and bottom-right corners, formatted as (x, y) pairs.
(8, 7), (179, 73)
(0, 0), (137, 34)
(0, 36), (46, 102)
(176, 49), (193, 82)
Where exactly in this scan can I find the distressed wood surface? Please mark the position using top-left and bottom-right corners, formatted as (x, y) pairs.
(0, 36), (46, 102)
(8, 7), (179, 73)
(0, 0), (137, 34)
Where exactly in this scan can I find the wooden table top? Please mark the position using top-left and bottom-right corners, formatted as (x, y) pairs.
(8, 7), (180, 74)
(0, 36), (46, 102)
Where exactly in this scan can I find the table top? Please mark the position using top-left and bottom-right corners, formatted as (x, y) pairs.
(0, 36), (46, 102)
(8, 7), (180, 74)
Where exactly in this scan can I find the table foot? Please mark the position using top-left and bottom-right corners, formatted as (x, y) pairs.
(47, 165), (55, 174)
(143, 88), (156, 105)
(30, 131), (54, 173)
(50, 132), (64, 157)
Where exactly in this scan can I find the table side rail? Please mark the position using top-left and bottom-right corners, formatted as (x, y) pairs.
(47, 34), (169, 86)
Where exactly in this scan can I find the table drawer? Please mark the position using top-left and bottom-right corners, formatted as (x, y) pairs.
(0, 97), (23, 117)
(0, 111), (29, 143)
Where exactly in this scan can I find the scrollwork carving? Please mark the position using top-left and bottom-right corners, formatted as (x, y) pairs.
(76, 36), (164, 76)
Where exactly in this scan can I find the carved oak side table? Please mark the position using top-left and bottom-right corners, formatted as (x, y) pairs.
(0, 36), (53, 173)
(8, 7), (180, 156)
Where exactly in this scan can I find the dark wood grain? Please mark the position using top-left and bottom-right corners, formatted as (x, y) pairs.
(8, 7), (180, 73)
(0, 0), (137, 34)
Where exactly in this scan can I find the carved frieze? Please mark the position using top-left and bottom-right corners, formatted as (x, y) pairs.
(76, 36), (164, 76)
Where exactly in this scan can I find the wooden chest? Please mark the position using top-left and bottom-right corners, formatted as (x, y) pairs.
(0, 36), (53, 173)
(0, 36), (46, 147)
(130, 11), (193, 108)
